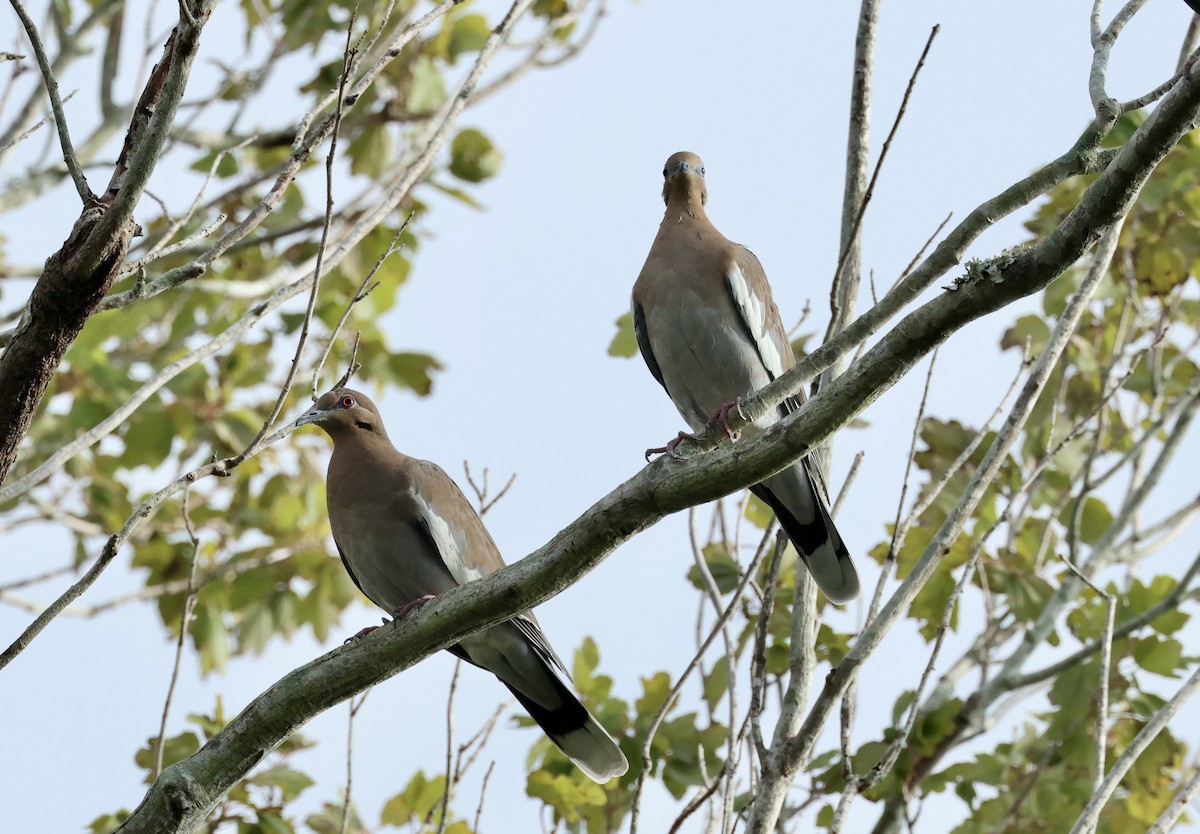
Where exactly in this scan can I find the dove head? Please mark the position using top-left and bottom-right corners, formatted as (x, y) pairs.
(296, 388), (390, 442)
(661, 151), (707, 208)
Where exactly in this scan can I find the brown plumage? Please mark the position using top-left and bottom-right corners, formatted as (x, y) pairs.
(297, 389), (628, 781)
(631, 152), (860, 603)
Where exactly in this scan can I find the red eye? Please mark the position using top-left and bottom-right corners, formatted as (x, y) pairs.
(339, 395), (356, 409)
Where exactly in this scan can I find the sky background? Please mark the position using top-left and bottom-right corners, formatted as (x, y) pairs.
(2, 1), (1199, 832)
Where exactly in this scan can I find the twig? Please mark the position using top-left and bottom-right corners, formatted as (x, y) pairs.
(627, 527), (770, 834)
(435, 659), (461, 834)
(7, 0), (92, 201)
(0, 87), (76, 152)
(892, 212), (952, 291)
(831, 450), (864, 518)
(463, 462), (517, 518)
(866, 348), (939, 630)
(1012, 549), (1200, 691)
(310, 217), (411, 398)
(749, 530), (785, 763)
(905, 349), (1026, 525)
(1179, 15), (1200, 73)
(823, 0), (880, 375)
(828, 25), (939, 316)
(154, 484), (203, 777)
(472, 760), (495, 834)
(1089, 0), (1152, 111)
(118, 212), (228, 281)
(338, 690), (370, 834)
(254, 9), (358, 441)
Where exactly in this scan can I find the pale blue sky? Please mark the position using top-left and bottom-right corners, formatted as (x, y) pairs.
(2, 1), (1198, 832)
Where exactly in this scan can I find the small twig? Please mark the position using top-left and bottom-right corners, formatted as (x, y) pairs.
(463, 461), (518, 518)
(435, 659), (462, 834)
(832, 450), (865, 518)
(8, 0), (92, 201)
(0, 87), (76, 152)
(153, 485), (203, 777)
(749, 529), (785, 763)
(905, 349), (1026, 525)
(892, 212), (952, 291)
(338, 690), (370, 834)
(257, 9), (358, 436)
(472, 760), (495, 834)
(119, 212), (228, 281)
(627, 528), (770, 834)
(867, 349), (939, 630)
(824, 0), (880, 361)
(829, 25), (939, 301)
(857, 517), (989, 793)
(0, 562), (75, 593)
(1178, 15), (1200, 73)
(310, 217), (410, 397)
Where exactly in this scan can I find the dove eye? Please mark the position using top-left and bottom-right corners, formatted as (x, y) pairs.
(339, 394), (356, 409)
(662, 167), (668, 177)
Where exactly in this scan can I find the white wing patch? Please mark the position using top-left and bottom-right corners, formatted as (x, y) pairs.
(414, 493), (484, 587)
(726, 262), (785, 378)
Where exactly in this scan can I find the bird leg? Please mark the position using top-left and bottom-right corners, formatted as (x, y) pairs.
(644, 431), (693, 461)
(710, 397), (746, 442)
(344, 616), (391, 643)
(394, 593), (438, 618)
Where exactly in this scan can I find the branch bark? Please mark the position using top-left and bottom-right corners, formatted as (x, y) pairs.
(0, 1), (217, 487)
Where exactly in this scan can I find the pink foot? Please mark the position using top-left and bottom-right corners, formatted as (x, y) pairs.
(344, 616), (391, 643)
(394, 594), (437, 618)
(711, 397), (746, 441)
(645, 431), (694, 461)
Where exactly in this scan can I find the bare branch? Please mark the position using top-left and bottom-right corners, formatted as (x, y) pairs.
(7, 0), (92, 201)
(153, 486), (202, 778)
(822, 0), (880, 385)
(823, 23), (939, 386)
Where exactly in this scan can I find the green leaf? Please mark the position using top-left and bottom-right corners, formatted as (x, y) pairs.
(347, 125), (393, 179)
(255, 811), (294, 834)
(685, 544), (740, 594)
(134, 732), (200, 783)
(1000, 314), (1050, 354)
(1058, 496), (1113, 545)
(744, 493), (774, 529)
(87, 811), (130, 834)
(608, 312), (638, 358)
(636, 671), (672, 717)
(449, 128), (502, 182)
(526, 771), (605, 824)
(1133, 636), (1184, 676)
(408, 56), (446, 114)
(191, 602), (231, 674)
(387, 352), (442, 396)
(380, 771), (447, 825)
(703, 657), (729, 711)
(448, 14), (490, 61)
(246, 764), (314, 801)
